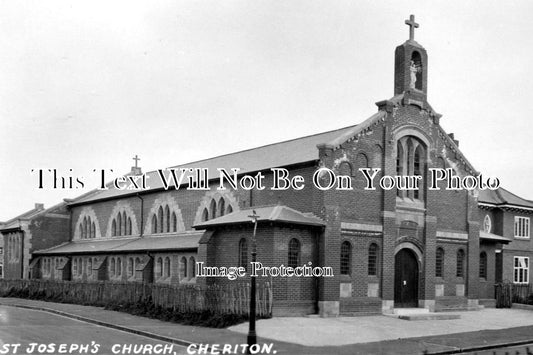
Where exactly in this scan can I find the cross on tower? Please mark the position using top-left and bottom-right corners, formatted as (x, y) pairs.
(132, 155), (140, 168)
(405, 14), (419, 41)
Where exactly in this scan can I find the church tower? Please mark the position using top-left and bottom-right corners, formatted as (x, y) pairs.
(394, 15), (428, 98)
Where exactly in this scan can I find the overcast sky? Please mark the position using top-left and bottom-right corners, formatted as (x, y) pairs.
(1, 1), (532, 221)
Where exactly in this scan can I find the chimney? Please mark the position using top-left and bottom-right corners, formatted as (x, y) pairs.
(35, 203), (44, 210)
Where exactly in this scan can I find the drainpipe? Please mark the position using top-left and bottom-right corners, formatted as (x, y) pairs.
(20, 230), (25, 279)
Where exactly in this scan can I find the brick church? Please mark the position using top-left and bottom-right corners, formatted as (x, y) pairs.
(2, 16), (530, 317)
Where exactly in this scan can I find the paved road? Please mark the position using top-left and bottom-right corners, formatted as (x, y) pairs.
(0, 306), (188, 355)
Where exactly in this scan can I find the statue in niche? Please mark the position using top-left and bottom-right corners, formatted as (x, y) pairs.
(409, 60), (421, 89)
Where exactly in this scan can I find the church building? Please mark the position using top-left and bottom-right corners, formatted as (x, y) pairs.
(23, 16), (528, 317)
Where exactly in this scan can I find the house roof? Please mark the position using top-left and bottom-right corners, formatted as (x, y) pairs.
(193, 205), (325, 229)
(478, 188), (533, 211)
(0, 202), (67, 232)
(33, 231), (205, 255)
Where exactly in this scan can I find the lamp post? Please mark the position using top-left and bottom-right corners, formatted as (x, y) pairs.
(247, 210), (259, 352)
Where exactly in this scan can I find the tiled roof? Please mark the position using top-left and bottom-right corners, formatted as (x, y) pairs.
(193, 205), (325, 229)
(0, 202), (66, 231)
(478, 188), (533, 210)
(70, 124), (365, 205)
(34, 231), (205, 255)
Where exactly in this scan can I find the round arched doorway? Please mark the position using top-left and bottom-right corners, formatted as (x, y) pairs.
(394, 248), (419, 308)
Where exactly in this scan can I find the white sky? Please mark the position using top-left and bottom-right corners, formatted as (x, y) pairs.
(1, 1), (533, 221)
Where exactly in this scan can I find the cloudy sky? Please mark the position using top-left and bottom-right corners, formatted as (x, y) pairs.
(1, 1), (532, 220)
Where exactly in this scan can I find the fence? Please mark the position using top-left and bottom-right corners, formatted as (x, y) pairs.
(494, 282), (532, 308)
(0, 279), (272, 317)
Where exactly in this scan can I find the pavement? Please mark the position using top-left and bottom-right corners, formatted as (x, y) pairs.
(1, 297), (533, 354)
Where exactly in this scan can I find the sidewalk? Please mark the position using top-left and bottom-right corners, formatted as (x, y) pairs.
(2, 297), (533, 354)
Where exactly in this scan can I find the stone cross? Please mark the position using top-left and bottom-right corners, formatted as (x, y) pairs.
(405, 14), (419, 41)
(133, 155), (140, 168)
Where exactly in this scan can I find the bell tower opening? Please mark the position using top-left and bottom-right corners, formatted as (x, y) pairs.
(394, 15), (428, 97)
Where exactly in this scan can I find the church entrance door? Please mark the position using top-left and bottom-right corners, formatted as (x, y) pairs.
(394, 248), (419, 308)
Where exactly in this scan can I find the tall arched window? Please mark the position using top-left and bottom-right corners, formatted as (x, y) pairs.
(91, 222), (96, 238)
(117, 258), (122, 276)
(87, 258), (92, 276)
(164, 257), (171, 278)
(479, 252), (487, 279)
(180, 257), (187, 281)
(368, 243), (379, 276)
(122, 212), (127, 235)
(210, 200), (217, 219)
(156, 257), (163, 278)
(152, 214), (158, 234)
(83, 217), (88, 239)
(172, 212), (177, 232)
(238, 238), (248, 269)
(456, 249), (465, 277)
(165, 206), (170, 233)
(158, 207), (164, 233)
(189, 257), (196, 279)
(340, 241), (351, 275)
(202, 208), (209, 222)
(288, 239), (300, 268)
(218, 198), (225, 217)
(396, 136), (426, 200)
(110, 258), (116, 276)
(77, 258), (82, 276)
(127, 217), (132, 235)
(73, 257), (78, 275)
(117, 213), (122, 236)
(226, 205), (233, 214)
(128, 258), (134, 277)
(436, 247), (444, 277)
(112, 219), (117, 236)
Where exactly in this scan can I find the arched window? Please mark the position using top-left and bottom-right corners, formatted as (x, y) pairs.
(127, 217), (132, 235)
(238, 238), (248, 269)
(479, 252), (487, 279)
(110, 258), (116, 276)
(158, 206), (164, 233)
(218, 198), (225, 217)
(411, 51), (423, 90)
(202, 208), (209, 222)
(88, 219), (92, 239)
(164, 257), (171, 278)
(180, 257), (187, 281)
(156, 257), (163, 278)
(91, 222), (96, 238)
(456, 249), (465, 278)
(87, 258), (92, 276)
(112, 219), (117, 237)
(288, 239), (300, 268)
(73, 257), (78, 275)
(368, 243), (378, 276)
(77, 258), (82, 276)
(436, 248), (444, 277)
(338, 161), (353, 177)
(210, 200), (217, 219)
(165, 206), (170, 233)
(340, 241), (351, 275)
(172, 212), (177, 232)
(117, 213), (122, 236)
(188, 257), (196, 279)
(226, 205), (233, 214)
(83, 217), (88, 239)
(396, 136), (425, 200)
(152, 214), (158, 234)
(128, 258), (134, 277)
(122, 212), (127, 235)
(117, 258), (122, 276)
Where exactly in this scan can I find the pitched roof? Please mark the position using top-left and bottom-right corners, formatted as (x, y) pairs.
(193, 205), (325, 229)
(34, 231), (205, 255)
(478, 188), (533, 211)
(70, 123), (367, 205)
(480, 230), (512, 243)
